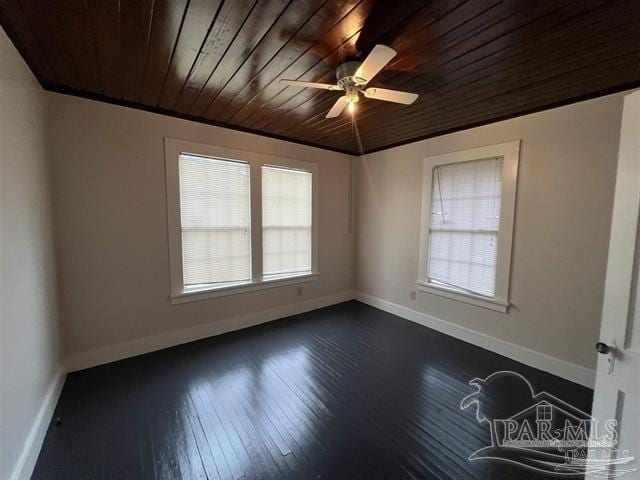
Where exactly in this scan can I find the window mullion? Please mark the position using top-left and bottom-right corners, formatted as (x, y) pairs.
(250, 162), (263, 283)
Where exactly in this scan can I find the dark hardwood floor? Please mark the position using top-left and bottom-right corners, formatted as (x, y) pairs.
(33, 301), (592, 479)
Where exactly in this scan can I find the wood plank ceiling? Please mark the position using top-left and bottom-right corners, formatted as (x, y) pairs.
(1, 0), (639, 155)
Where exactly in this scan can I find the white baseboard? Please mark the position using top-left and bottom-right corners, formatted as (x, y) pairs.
(11, 366), (66, 480)
(354, 292), (596, 388)
(66, 291), (355, 372)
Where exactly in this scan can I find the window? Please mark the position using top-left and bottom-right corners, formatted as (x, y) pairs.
(428, 158), (502, 298)
(179, 155), (251, 289)
(537, 404), (553, 422)
(262, 166), (312, 277)
(417, 141), (519, 312)
(165, 139), (318, 304)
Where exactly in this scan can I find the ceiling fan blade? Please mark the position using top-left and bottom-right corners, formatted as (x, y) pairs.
(355, 44), (397, 83)
(326, 96), (347, 118)
(363, 87), (418, 105)
(280, 79), (340, 90)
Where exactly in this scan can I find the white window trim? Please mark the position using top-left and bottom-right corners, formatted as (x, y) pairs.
(171, 273), (319, 304)
(417, 140), (520, 313)
(165, 138), (319, 304)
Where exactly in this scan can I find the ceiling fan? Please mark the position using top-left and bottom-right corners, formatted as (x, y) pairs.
(280, 45), (418, 118)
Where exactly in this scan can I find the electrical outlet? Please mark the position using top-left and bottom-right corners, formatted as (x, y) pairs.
(409, 290), (416, 300)
(296, 286), (303, 296)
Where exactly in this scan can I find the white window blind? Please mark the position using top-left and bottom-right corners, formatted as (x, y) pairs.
(262, 166), (312, 277)
(179, 154), (251, 288)
(427, 157), (503, 297)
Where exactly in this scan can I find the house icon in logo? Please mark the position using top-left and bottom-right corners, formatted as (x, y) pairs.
(494, 389), (594, 450)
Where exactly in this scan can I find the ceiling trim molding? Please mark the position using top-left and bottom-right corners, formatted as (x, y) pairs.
(362, 81), (640, 156)
(44, 81), (640, 158)
(43, 84), (358, 156)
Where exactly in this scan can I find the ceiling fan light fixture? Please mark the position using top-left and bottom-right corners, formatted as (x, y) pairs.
(344, 89), (359, 104)
(348, 102), (356, 114)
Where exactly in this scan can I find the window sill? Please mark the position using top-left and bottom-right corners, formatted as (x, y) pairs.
(170, 272), (319, 305)
(415, 281), (509, 313)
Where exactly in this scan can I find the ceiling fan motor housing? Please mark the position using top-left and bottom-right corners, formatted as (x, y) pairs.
(337, 61), (366, 87)
(337, 61), (365, 103)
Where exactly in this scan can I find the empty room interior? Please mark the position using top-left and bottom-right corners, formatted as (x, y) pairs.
(2, 1), (640, 479)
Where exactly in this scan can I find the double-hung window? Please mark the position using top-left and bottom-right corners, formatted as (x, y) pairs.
(262, 166), (312, 278)
(417, 141), (520, 312)
(165, 139), (318, 304)
(179, 155), (251, 288)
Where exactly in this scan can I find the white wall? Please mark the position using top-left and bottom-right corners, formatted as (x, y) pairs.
(0, 29), (62, 480)
(355, 92), (626, 375)
(46, 93), (355, 369)
(45, 88), (627, 381)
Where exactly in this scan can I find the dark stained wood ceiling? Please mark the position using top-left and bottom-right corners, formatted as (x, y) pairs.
(1, 0), (639, 154)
